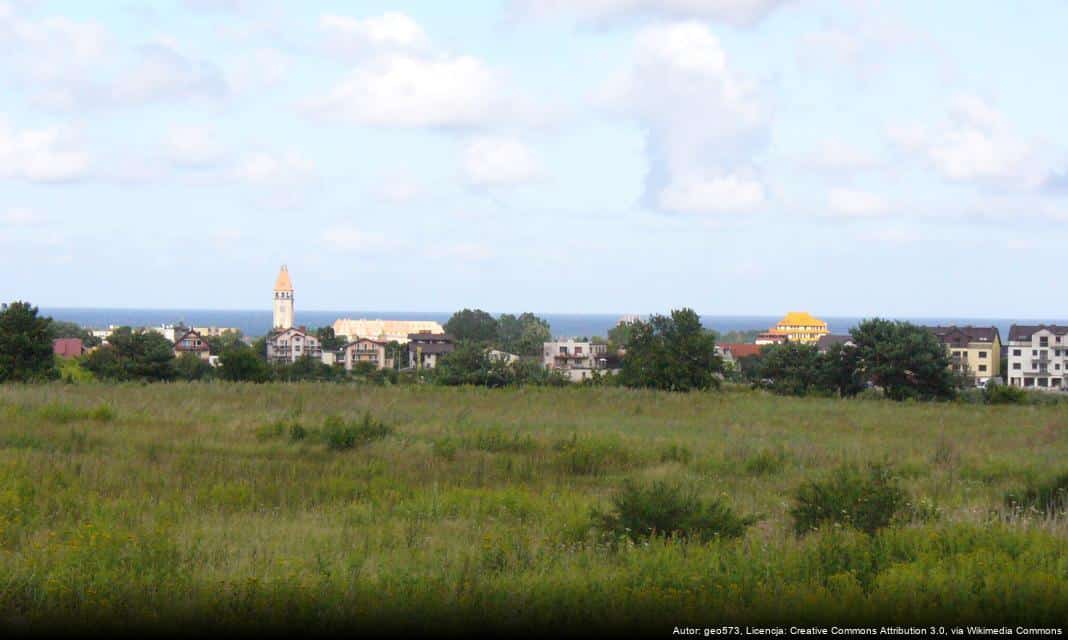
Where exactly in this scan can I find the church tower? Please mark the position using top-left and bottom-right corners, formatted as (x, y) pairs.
(273, 265), (294, 330)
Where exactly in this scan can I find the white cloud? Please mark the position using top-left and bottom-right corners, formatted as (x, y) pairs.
(322, 226), (391, 253)
(226, 48), (291, 93)
(461, 137), (541, 186)
(373, 174), (424, 203)
(165, 125), (226, 167)
(806, 139), (880, 172)
(513, 0), (790, 27)
(232, 151), (315, 184)
(305, 54), (497, 128)
(320, 12), (428, 55)
(600, 21), (767, 214)
(111, 41), (227, 105)
(0, 115), (90, 182)
(890, 95), (1043, 187)
(429, 242), (494, 261)
(1, 207), (44, 226)
(828, 188), (888, 217)
(659, 173), (765, 214)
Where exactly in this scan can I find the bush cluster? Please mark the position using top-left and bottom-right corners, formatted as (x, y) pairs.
(790, 464), (906, 535)
(594, 480), (757, 543)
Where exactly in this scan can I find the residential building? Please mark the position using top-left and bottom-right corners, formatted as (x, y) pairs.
(1005, 325), (1068, 390)
(923, 325), (1001, 385)
(266, 327), (322, 365)
(487, 349), (520, 365)
(273, 265), (294, 330)
(716, 343), (762, 370)
(760, 311), (830, 345)
(147, 324), (183, 342)
(332, 319), (445, 344)
(192, 326), (241, 338)
(52, 338), (84, 358)
(816, 334), (854, 353)
(543, 339), (615, 382)
(408, 332), (455, 369)
(754, 332), (789, 346)
(341, 338), (390, 371)
(173, 329), (211, 361)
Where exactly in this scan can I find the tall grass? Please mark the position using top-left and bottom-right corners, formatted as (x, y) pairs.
(0, 382), (1066, 632)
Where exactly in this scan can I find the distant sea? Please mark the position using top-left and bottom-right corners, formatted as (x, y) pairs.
(39, 308), (1066, 341)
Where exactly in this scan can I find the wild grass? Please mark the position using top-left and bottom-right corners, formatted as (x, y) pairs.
(0, 382), (1066, 632)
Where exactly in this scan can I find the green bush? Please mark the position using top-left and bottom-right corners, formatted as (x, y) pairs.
(322, 413), (392, 451)
(1005, 472), (1068, 516)
(790, 464), (906, 535)
(594, 480), (756, 543)
(984, 383), (1028, 405)
(743, 448), (787, 476)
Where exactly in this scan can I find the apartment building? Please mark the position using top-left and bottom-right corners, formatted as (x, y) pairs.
(543, 339), (614, 382)
(757, 311), (829, 345)
(265, 327), (322, 365)
(1006, 325), (1068, 390)
(340, 337), (390, 371)
(923, 325), (1001, 385)
(408, 333), (455, 369)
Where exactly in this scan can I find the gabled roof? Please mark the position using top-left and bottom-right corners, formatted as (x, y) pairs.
(407, 332), (453, 342)
(274, 265), (293, 292)
(1008, 324), (1068, 341)
(816, 334), (854, 350)
(174, 329), (210, 351)
(717, 343), (763, 359)
(924, 325), (1000, 346)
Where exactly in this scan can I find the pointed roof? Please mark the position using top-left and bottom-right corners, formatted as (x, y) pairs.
(274, 265), (293, 292)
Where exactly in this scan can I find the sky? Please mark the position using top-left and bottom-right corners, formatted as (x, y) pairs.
(2, 0), (1068, 317)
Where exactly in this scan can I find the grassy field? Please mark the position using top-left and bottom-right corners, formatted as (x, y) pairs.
(1, 383), (1066, 634)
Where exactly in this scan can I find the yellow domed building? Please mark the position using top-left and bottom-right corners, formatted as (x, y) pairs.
(756, 311), (829, 345)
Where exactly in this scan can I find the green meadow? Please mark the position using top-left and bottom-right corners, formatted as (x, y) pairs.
(1, 383), (1066, 633)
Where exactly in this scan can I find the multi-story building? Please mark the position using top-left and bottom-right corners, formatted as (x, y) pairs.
(173, 329), (211, 361)
(1005, 325), (1068, 390)
(340, 337), (390, 371)
(408, 332), (455, 369)
(332, 319), (445, 344)
(923, 326), (1001, 385)
(758, 311), (830, 345)
(543, 339), (614, 382)
(266, 327), (322, 365)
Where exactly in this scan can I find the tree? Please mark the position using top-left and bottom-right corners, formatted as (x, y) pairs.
(434, 342), (509, 387)
(314, 326), (345, 352)
(618, 308), (722, 392)
(850, 318), (954, 401)
(0, 301), (58, 383)
(496, 312), (551, 356)
(819, 342), (867, 397)
(50, 320), (101, 348)
(95, 327), (177, 381)
(757, 342), (826, 396)
(444, 309), (498, 345)
(204, 330), (244, 355)
(175, 352), (214, 381)
(608, 319), (640, 350)
(218, 345), (271, 382)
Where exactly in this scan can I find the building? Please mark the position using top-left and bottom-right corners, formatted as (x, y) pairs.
(332, 319), (445, 344)
(266, 327), (322, 365)
(52, 338), (84, 358)
(340, 338), (390, 371)
(924, 325), (1001, 385)
(408, 332), (455, 369)
(1005, 325), (1068, 390)
(173, 329), (211, 360)
(192, 326), (241, 338)
(816, 334), (854, 353)
(273, 265), (294, 330)
(543, 339), (615, 382)
(487, 349), (520, 365)
(716, 343), (762, 370)
(759, 311), (830, 345)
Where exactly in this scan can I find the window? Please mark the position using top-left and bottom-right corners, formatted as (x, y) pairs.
(574, 347), (583, 355)
(1040, 337), (1049, 347)
(978, 351), (987, 358)
(978, 365), (987, 372)
(559, 346), (568, 355)
(1013, 363), (1021, 370)
(1038, 378), (1049, 387)
(1013, 349), (1021, 356)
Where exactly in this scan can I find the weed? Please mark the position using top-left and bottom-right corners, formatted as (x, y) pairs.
(594, 479), (756, 543)
(791, 464), (906, 535)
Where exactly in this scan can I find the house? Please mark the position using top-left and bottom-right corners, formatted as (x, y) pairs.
(816, 334), (854, 353)
(266, 327), (322, 365)
(333, 319), (445, 344)
(754, 332), (789, 345)
(341, 337), (390, 371)
(173, 329), (211, 360)
(543, 339), (616, 382)
(1005, 325), (1068, 390)
(759, 311), (830, 345)
(193, 326), (241, 338)
(716, 343), (762, 369)
(487, 349), (520, 365)
(923, 325), (1001, 385)
(52, 338), (84, 358)
(408, 332), (455, 369)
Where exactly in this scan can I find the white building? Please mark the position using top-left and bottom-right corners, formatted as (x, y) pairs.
(332, 318), (445, 344)
(266, 327), (322, 365)
(543, 339), (614, 382)
(1006, 324), (1068, 390)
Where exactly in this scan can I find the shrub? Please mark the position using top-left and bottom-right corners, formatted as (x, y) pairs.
(322, 413), (392, 451)
(1005, 472), (1068, 516)
(790, 464), (906, 536)
(744, 448), (787, 476)
(594, 480), (757, 543)
(289, 423), (308, 442)
(984, 383), (1028, 405)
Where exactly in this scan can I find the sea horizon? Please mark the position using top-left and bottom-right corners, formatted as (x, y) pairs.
(39, 307), (1068, 341)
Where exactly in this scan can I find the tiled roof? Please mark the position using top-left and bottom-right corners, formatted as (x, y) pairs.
(817, 334), (853, 350)
(273, 265), (293, 292)
(717, 343), (763, 359)
(775, 311), (827, 328)
(1008, 324), (1068, 342)
(923, 325), (1000, 346)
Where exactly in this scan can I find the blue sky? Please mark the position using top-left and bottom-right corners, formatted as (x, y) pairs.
(3, 0), (1068, 317)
